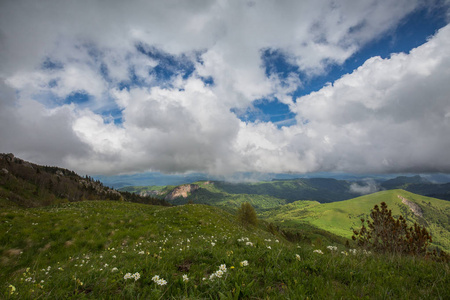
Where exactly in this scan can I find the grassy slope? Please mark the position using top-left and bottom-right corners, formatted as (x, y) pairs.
(1, 200), (449, 299)
(261, 189), (450, 251)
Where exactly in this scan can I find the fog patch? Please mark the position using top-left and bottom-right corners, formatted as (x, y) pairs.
(349, 179), (380, 195)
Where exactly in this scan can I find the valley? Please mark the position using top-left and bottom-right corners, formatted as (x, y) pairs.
(1, 154), (450, 298)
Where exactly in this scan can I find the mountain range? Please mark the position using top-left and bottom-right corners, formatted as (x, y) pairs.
(2, 153), (449, 252)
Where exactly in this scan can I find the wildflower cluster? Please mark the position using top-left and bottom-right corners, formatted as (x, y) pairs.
(313, 249), (324, 254)
(8, 284), (16, 295)
(295, 254), (301, 261)
(124, 272), (140, 281)
(240, 260), (249, 267)
(349, 248), (372, 255)
(327, 245), (337, 251)
(152, 275), (168, 286)
(208, 264), (228, 281)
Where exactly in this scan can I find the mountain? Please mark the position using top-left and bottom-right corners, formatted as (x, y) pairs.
(122, 174), (450, 209)
(120, 178), (365, 210)
(380, 175), (450, 200)
(380, 175), (431, 189)
(260, 189), (450, 251)
(0, 153), (169, 207)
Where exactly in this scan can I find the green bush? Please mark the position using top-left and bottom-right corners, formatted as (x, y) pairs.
(352, 202), (432, 256)
(237, 202), (258, 227)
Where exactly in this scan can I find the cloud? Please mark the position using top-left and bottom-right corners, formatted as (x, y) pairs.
(0, 95), (90, 167)
(1, 0), (449, 176)
(349, 180), (380, 195)
(292, 24), (450, 173)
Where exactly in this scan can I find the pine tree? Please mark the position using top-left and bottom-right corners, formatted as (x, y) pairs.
(352, 202), (432, 256)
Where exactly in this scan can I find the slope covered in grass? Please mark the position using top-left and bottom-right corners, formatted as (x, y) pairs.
(1, 200), (449, 299)
(261, 189), (450, 251)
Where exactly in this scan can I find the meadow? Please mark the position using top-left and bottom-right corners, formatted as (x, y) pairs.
(260, 189), (450, 252)
(1, 200), (449, 299)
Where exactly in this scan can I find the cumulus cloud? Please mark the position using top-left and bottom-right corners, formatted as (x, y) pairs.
(1, 0), (449, 176)
(292, 24), (450, 173)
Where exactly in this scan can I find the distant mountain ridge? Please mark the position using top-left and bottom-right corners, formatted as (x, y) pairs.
(121, 175), (450, 209)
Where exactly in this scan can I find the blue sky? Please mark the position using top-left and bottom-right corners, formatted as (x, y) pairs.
(1, 0), (450, 183)
(249, 6), (449, 126)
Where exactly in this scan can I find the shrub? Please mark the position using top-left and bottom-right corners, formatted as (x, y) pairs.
(352, 202), (432, 256)
(237, 202), (258, 227)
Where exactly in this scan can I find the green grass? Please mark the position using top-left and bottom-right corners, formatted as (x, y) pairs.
(260, 189), (450, 251)
(1, 200), (449, 299)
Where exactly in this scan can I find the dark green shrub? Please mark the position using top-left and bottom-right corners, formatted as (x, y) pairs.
(352, 202), (432, 256)
(237, 202), (258, 227)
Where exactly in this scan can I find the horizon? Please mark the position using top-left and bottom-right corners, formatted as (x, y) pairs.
(1, 1), (450, 179)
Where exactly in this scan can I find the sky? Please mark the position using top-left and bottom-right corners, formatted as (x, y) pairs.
(1, 0), (450, 182)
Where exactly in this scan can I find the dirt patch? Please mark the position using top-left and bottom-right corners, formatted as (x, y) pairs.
(398, 195), (423, 217)
(5, 248), (22, 256)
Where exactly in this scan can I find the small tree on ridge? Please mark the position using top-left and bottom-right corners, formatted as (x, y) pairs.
(237, 202), (258, 227)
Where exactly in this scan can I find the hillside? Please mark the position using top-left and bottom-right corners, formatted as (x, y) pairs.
(121, 175), (450, 211)
(260, 189), (450, 251)
(120, 178), (362, 210)
(0, 153), (169, 208)
(1, 200), (449, 299)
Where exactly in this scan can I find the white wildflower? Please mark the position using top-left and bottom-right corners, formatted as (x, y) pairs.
(132, 272), (140, 281)
(219, 264), (227, 272)
(156, 278), (167, 286)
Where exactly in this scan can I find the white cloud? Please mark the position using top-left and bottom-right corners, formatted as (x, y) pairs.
(292, 24), (450, 173)
(349, 179), (380, 195)
(1, 0), (449, 176)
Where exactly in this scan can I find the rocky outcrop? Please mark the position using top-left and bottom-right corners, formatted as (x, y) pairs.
(165, 184), (199, 201)
(398, 195), (423, 218)
(139, 190), (164, 197)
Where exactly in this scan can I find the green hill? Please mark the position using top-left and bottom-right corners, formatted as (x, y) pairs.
(260, 189), (450, 251)
(1, 200), (449, 299)
(1, 155), (450, 298)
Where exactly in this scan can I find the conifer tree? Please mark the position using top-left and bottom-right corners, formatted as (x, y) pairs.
(352, 202), (432, 256)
